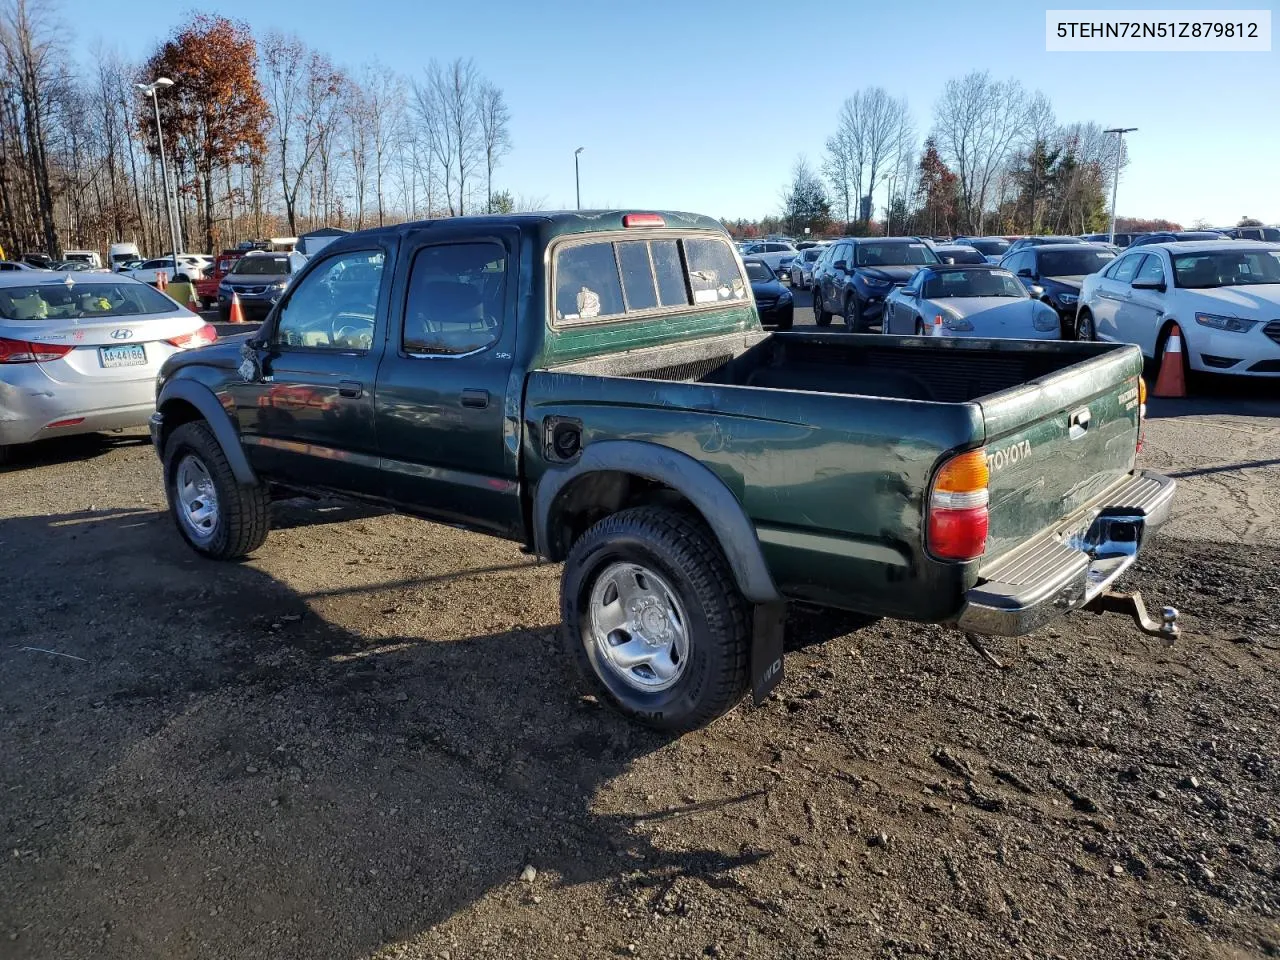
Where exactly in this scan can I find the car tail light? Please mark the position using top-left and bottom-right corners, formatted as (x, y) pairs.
(623, 213), (665, 228)
(167, 323), (218, 349)
(1137, 376), (1147, 452)
(0, 336), (74, 364)
(928, 449), (990, 561)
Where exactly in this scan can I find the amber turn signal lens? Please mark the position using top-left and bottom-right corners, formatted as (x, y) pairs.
(932, 449), (990, 493)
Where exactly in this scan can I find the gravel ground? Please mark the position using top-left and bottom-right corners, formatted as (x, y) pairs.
(2, 361), (1278, 959)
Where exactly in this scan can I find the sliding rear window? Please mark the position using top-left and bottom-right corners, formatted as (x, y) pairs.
(553, 234), (744, 324)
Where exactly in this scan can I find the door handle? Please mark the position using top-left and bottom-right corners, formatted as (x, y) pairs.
(1068, 406), (1091, 440)
(338, 380), (363, 399)
(460, 388), (490, 409)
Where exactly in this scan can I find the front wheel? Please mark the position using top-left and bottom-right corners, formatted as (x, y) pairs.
(163, 420), (270, 560)
(560, 506), (751, 732)
(843, 295), (864, 331)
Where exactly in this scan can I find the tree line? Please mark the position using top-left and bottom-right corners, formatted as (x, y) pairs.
(0, 1), (517, 260)
(772, 72), (1149, 240)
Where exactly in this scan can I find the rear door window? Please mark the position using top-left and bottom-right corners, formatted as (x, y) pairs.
(554, 235), (739, 323)
(684, 237), (747, 304)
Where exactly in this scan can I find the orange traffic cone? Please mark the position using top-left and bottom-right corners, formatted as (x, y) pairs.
(1152, 323), (1187, 398)
(229, 291), (246, 324)
(156, 270), (168, 292)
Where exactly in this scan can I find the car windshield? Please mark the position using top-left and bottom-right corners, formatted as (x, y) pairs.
(924, 270), (1025, 299)
(1172, 249), (1280, 288)
(231, 256), (291, 276)
(0, 281), (181, 321)
(855, 242), (938, 266)
(743, 262), (774, 282)
(969, 239), (1010, 256)
(1039, 249), (1116, 276)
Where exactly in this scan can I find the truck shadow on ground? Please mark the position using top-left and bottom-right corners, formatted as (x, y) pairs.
(0, 506), (795, 960)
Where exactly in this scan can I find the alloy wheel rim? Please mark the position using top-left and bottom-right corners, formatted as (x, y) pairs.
(176, 454), (219, 542)
(587, 562), (690, 693)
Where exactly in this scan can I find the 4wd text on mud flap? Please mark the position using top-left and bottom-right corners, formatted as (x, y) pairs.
(986, 439), (1032, 472)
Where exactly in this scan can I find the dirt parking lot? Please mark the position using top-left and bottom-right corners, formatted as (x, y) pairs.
(2, 360), (1278, 959)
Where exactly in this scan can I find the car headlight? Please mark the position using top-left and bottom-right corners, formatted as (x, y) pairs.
(1195, 312), (1256, 333)
(218, 280), (231, 290)
(942, 314), (973, 331)
(1057, 292), (1078, 305)
(862, 275), (891, 288)
(779, 290), (792, 303)
(1033, 309), (1060, 332)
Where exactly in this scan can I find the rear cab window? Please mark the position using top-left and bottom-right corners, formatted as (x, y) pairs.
(553, 233), (743, 325)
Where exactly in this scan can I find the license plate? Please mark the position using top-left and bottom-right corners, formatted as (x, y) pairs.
(100, 344), (147, 368)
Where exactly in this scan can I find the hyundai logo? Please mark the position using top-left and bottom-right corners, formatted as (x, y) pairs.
(110, 329), (134, 340)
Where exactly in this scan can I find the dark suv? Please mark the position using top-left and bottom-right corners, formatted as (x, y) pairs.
(217, 251), (305, 322)
(812, 237), (939, 331)
(999, 243), (1116, 338)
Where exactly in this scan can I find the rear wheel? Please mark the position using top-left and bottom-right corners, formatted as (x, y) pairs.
(1077, 309), (1096, 342)
(914, 319), (926, 336)
(560, 506), (751, 732)
(163, 421), (270, 560)
(814, 289), (833, 326)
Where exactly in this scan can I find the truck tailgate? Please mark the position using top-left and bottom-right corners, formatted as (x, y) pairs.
(979, 343), (1144, 562)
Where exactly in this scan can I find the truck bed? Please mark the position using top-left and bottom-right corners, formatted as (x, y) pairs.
(550, 330), (1120, 405)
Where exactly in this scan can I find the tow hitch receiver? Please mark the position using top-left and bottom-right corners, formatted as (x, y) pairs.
(1086, 589), (1179, 644)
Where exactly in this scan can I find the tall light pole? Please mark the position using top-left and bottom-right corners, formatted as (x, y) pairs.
(1104, 127), (1136, 246)
(137, 77), (181, 278)
(574, 147), (584, 210)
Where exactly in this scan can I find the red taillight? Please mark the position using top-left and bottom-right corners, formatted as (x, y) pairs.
(167, 323), (218, 349)
(623, 213), (665, 228)
(48, 417), (85, 428)
(0, 336), (74, 364)
(927, 449), (990, 561)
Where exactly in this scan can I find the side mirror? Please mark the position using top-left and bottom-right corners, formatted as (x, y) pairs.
(1132, 280), (1166, 292)
(1016, 268), (1034, 279)
(900, 289), (917, 298)
(1027, 284), (1045, 298)
(833, 259), (847, 272)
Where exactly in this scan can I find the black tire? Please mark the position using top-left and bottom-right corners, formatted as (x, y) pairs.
(776, 312), (794, 332)
(560, 506), (751, 732)
(0, 444), (10, 465)
(814, 289), (833, 326)
(163, 420), (270, 560)
(218, 305), (230, 324)
(914, 319), (926, 336)
(1076, 309), (1095, 342)
(843, 294), (864, 331)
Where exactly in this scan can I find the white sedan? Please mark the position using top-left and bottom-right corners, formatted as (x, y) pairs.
(0, 272), (216, 462)
(883, 264), (1061, 338)
(1077, 241), (1280, 378)
(125, 256), (207, 285)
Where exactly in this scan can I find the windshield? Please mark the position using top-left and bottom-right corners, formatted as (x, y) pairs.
(231, 256), (291, 276)
(0, 281), (182, 321)
(855, 242), (938, 267)
(743, 262), (774, 282)
(969, 239), (1009, 256)
(1039, 248), (1116, 276)
(803, 249), (822, 262)
(1172, 249), (1280, 288)
(924, 270), (1025, 299)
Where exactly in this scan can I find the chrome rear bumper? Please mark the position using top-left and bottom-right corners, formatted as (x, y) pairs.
(956, 470), (1176, 636)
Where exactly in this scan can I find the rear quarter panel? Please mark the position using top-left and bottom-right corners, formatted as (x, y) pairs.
(524, 371), (984, 621)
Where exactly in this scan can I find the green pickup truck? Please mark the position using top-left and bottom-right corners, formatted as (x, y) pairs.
(151, 211), (1177, 731)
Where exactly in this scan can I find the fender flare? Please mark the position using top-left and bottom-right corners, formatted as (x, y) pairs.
(156, 379), (258, 486)
(534, 440), (781, 604)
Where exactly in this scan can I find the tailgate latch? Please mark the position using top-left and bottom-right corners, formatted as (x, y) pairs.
(1085, 589), (1179, 645)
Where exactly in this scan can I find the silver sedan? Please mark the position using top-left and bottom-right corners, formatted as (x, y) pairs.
(0, 271), (216, 461)
(882, 265), (1062, 339)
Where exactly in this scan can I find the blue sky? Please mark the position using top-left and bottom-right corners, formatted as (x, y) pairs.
(61, 0), (1278, 226)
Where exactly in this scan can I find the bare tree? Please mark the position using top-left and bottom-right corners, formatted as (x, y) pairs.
(343, 79), (371, 228)
(363, 63), (403, 227)
(822, 130), (856, 226)
(477, 81), (510, 213)
(932, 71), (1027, 235)
(825, 88), (910, 226)
(261, 33), (343, 234)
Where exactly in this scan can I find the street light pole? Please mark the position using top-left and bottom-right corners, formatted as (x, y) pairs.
(138, 77), (181, 278)
(574, 147), (584, 210)
(1104, 127), (1137, 246)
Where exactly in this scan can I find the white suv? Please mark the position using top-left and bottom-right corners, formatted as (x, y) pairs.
(740, 241), (797, 277)
(1076, 241), (1280, 378)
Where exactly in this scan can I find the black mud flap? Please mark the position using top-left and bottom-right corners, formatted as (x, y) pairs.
(751, 602), (787, 705)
